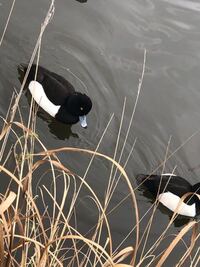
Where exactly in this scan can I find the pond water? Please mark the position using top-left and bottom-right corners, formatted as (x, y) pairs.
(1, 0), (200, 265)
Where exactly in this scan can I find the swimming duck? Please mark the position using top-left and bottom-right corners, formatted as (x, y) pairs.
(22, 64), (92, 128)
(137, 173), (200, 217)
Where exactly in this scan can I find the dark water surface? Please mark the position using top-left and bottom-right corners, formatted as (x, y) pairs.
(1, 0), (200, 265)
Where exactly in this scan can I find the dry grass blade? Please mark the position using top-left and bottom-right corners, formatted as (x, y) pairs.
(0, 192), (16, 214)
(13, 121), (36, 136)
(176, 222), (198, 266)
(0, 221), (4, 267)
(0, 122), (11, 141)
(0, 0), (16, 47)
(112, 247), (134, 264)
(10, 214), (25, 252)
(38, 250), (48, 267)
(0, 165), (23, 189)
(193, 244), (200, 267)
(156, 221), (197, 267)
(113, 264), (133, 267)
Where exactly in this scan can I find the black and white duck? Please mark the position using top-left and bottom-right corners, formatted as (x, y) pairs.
(137, 173), (200, 217)
(21, 64), (92, 128)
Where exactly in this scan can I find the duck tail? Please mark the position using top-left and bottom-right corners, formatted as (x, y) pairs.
(17, 63), (27, 84)
(18, 64), (39, 84)
(18, 63), (27, 73)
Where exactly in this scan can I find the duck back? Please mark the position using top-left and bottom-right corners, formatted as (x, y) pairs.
(137, 174), (192, 198)
(25, 65), (75, 105)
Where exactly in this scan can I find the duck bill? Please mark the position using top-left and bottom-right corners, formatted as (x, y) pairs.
(79, 115), (87, 128)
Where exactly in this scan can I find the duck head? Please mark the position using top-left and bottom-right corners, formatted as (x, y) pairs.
(56, 92), (92, 128)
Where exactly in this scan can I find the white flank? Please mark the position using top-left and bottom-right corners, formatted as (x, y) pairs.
(158, 192), (196, 217)
(28, 81), (60, 117)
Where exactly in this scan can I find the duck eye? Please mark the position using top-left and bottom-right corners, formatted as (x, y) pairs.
(80, 107), (83, 111)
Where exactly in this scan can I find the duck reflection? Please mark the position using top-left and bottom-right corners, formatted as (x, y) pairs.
(75, 0), (88, 3)
(37, 110), (79, 140)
